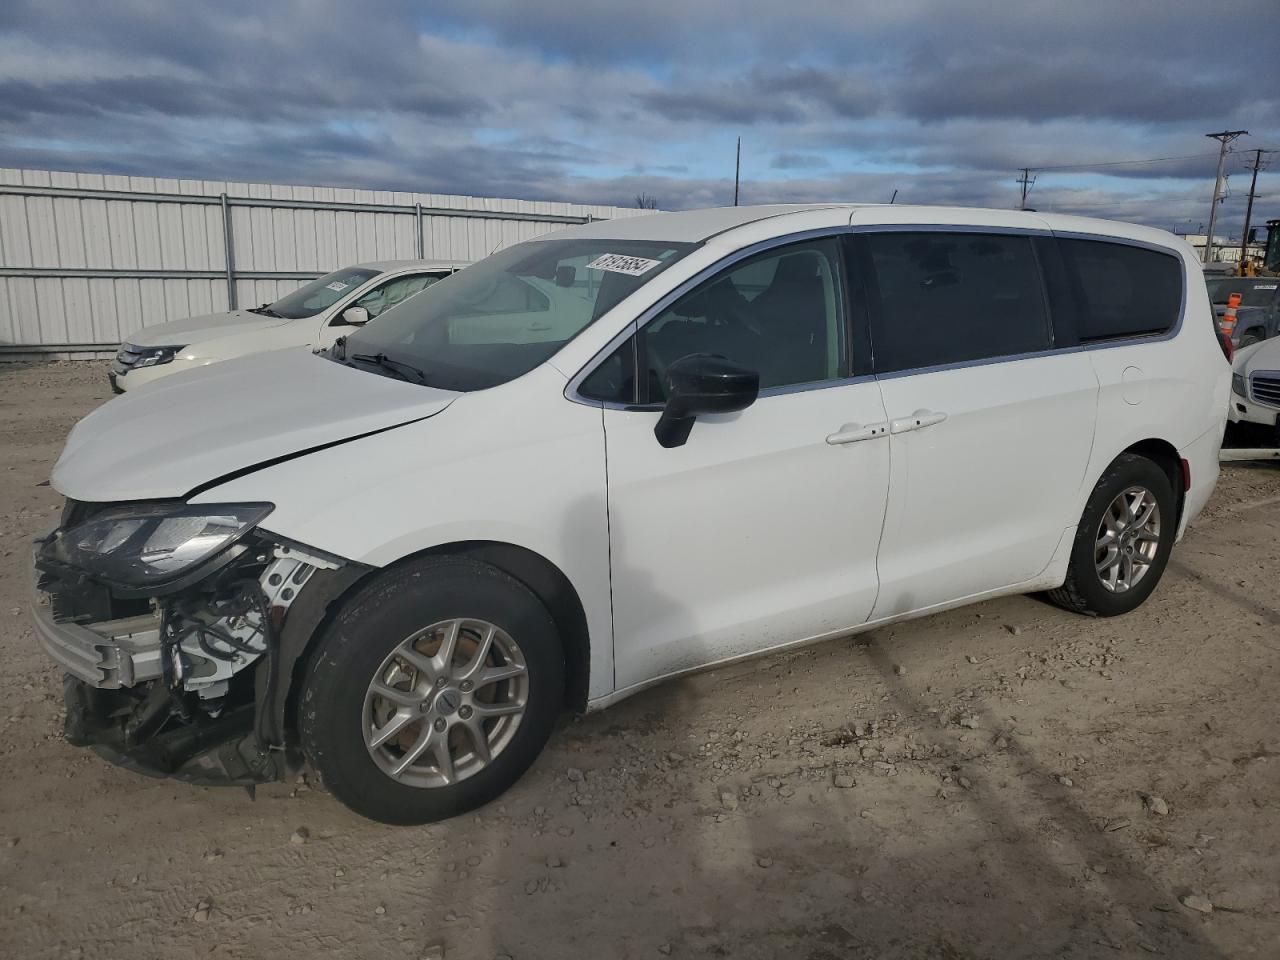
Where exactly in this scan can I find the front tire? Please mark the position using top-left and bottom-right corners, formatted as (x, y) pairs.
(298, 556), (564, 824)
(1047, 453), (1176, 617)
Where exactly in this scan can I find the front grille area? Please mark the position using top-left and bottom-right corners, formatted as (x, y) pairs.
(1251, 373), (1280, 408)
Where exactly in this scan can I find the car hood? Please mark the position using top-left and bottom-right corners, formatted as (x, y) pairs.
(1234, 337), (1280, 375)
(127, 310), (292, 348)
(54, 349), (457, 502)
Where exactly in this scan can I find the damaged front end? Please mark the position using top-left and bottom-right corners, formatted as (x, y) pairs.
(32, 498), (364, 787)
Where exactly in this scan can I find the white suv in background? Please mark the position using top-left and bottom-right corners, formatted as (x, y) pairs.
(109, 259), (467, 392)
(33, 204), (1228, 824)
(1228, 335), (1280, 434)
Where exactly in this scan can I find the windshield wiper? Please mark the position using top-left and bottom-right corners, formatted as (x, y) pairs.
(247, 304), (284, 318)
(349, 352), (429, 385)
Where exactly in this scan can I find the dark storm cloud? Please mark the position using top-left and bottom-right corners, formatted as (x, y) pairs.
(771, 153), (829, 170)
(0, 0), (1276, 232)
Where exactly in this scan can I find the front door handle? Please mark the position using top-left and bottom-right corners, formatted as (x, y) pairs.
(889, 409), (948, 434)
(826, 421), (889, 445)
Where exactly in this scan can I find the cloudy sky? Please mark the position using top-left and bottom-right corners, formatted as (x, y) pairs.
(2, 0), (1278, 233)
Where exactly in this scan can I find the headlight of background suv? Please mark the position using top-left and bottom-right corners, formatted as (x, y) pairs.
(118, 344), (186, 369)
(42, 502), (273, 587)
(1232, 373), (1247, 397)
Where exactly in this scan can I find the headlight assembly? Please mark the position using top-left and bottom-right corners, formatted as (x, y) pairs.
(1232, 373), (1247, 398)
(118, 344), (186, 369)
(41, 502), (273, 588)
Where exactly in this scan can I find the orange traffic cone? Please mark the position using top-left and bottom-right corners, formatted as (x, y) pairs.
(1220, 291), (1242, 339)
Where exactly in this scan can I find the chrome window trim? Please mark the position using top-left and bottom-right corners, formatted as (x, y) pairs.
(563, 224), (1191, 409)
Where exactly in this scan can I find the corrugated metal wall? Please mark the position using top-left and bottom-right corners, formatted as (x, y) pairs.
(0, 168), (648, 357)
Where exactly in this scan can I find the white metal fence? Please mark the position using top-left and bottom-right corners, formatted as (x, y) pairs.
(0, 168), (648, 359)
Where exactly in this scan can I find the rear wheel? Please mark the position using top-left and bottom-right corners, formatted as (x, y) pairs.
(298, 556), (563, 824)
(1047, 454), (1176, 617)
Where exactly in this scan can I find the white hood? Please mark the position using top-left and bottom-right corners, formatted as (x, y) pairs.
(126, 309), (290, 348)
(54, 349), (457, 502)
(1235, 338), (1280, 377)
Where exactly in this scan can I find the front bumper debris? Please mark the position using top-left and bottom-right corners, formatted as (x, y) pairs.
(64, 676), (276, 785)
(32, 604), (161, 687)
(32, 519), (360, 788)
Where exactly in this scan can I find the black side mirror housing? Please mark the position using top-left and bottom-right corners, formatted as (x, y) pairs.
(655, 354), (759, 448)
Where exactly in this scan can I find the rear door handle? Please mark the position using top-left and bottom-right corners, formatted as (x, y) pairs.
(889, 409), (948, 434)
(826, 421), (889, 445)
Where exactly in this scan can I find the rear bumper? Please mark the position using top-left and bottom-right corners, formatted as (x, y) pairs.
(1178, 425), (1224, 538)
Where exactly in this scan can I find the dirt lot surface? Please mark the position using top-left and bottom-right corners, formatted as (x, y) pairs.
(1, 361), (1278, 960)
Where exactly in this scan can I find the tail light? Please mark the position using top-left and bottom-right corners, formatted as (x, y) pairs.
(1219, 331), (1234, 362)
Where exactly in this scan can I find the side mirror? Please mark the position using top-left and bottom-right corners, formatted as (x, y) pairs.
(340, 305), (370, 326)
(655, 354), (759, 448)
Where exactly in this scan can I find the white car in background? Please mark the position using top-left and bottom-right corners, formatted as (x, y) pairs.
(109, 259), (467, 392)
(1228, 336), (1280, 434)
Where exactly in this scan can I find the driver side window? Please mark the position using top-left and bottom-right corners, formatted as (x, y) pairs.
(579, 238), (847, 404)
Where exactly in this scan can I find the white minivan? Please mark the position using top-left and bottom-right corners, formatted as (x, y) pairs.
(33, 204), (1228, 824)
(109, 259), (466, 392)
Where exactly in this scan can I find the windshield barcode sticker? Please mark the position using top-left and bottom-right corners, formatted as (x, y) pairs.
(325, 281), (349, 292)
(586, 254), (662, 277)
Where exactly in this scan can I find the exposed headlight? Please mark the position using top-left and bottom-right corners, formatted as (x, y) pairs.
(1232, 373), (1247, 397)
(118, 344), (186, 369)
(42, 502), (273, 588)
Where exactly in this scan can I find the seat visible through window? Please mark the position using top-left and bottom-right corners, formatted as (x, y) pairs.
(639, 238), (846, 401)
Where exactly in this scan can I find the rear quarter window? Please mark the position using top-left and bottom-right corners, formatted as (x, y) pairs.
(1059, 239), (1182, 342)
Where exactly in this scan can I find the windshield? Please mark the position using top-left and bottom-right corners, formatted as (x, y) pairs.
(339, 238), (695, 391)
(1206, 278), (1278, 307)
(264, 267), (380, 319)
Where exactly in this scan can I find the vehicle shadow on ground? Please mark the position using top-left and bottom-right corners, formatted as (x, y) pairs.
(427, 617), (1233, 960)
(1169, 557), (1280, 627)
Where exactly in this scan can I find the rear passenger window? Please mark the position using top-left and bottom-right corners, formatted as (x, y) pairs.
(1059, 239), (1181, 342)
(866, 232), (1049, 374)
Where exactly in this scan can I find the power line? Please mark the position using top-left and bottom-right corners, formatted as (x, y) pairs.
(1028, 151), (1220, 173)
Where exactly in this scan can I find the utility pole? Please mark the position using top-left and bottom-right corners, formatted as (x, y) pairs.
(1203, 129), (1248, 263)
(1016, 168), (1036, 210)
(1239, 148), (1274, 266)
(733, 136), (741, 206)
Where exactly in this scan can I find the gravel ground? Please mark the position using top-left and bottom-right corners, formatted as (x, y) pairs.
(1, 361), (1278, 960)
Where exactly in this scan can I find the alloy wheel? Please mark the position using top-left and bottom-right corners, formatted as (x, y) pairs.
(362, 618), (528, 788)
(1094, 485), (1162, 593)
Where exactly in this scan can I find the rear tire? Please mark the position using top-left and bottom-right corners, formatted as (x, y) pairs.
(298, 556), (564, 824)
(1047, 453), (1176, 617)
